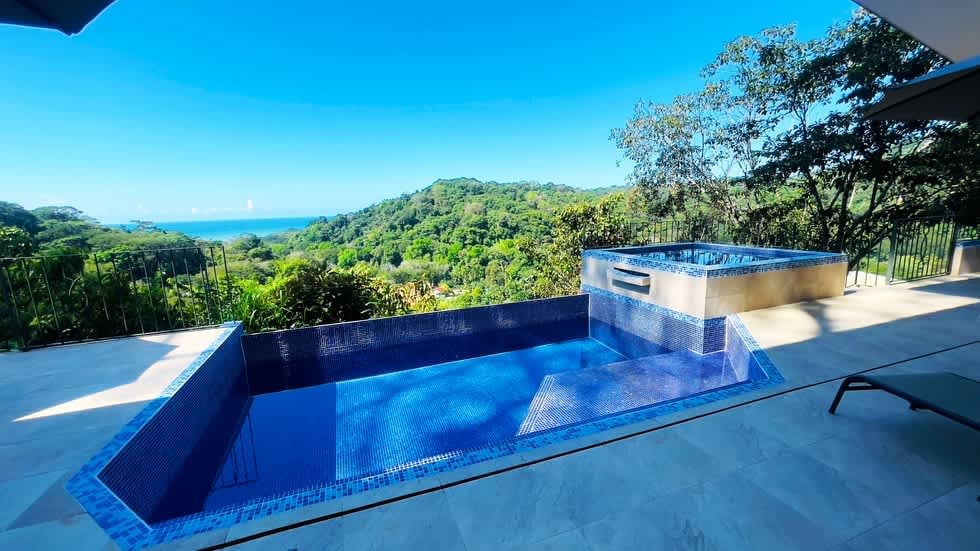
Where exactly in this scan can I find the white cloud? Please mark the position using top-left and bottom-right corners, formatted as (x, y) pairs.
(246, 198), (254, 211)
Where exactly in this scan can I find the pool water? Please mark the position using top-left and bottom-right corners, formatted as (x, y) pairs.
(202, 337), (742, 511)
(636, 247), (776, 265)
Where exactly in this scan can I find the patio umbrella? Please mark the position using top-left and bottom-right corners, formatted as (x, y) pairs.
(865, 55), (980, 121)
(854, 0), (980, 62)
(0, 0), (115, 35)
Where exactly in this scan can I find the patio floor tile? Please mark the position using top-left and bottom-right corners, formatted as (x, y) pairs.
(0, 470), (66, 531)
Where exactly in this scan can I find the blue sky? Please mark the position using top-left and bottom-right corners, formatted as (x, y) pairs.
(0, 0), (855, 223)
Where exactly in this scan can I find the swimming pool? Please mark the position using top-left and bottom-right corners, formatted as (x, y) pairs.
(207, 338), (626, 511)
(68, 292), (783, 549)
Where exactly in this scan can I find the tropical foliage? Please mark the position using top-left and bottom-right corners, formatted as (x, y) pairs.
(1, 180), (616, 347)
(611, 14), (980, 268)
(282, 178), (615, 305)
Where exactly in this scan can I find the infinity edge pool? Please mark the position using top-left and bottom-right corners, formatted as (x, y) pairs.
(68, 295), (783, 550)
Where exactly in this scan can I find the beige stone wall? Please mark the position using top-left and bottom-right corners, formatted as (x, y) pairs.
(951, 244), (980, 275)
(704, 262), (846, 318)
(582, 255), (847, 319)
(581, 257), (708, 318)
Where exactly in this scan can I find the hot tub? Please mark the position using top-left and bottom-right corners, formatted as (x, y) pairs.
(582, 243), (847, 353)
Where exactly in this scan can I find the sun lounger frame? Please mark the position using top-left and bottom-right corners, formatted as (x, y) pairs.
(829, 373), (980, 431)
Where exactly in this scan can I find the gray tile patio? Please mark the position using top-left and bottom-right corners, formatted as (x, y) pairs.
(1, 276), (978, 550)
(0, 328), (226, 550)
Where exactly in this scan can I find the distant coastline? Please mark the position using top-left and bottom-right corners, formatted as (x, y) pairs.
(114, 216), (317, 241)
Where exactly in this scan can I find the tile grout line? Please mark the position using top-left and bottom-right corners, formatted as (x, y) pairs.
(832, 481), (973, 549)
(573, 430), (843, 541)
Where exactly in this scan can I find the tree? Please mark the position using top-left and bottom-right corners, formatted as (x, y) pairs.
(277, 261), (376, 326)
(129, 220), (162, 233)
(32, 206), (93, 222)
(230, 233), (262, 252)
(523, 195), (632, 298)
(404, 237), (435, 260)
(0, 226), (35, 258)
(0, 202), (41, 234)
(247, 246), (275, 261)
(612, 14), (980, 266)
(337, 248), (358, 268)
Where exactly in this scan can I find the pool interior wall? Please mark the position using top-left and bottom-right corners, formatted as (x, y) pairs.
(73, 292), (782, 550)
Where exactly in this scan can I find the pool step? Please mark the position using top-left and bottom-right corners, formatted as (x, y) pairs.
(518, 350), (738, 435)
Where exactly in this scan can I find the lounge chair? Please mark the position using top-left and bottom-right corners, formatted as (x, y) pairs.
(829, 372), (980, 431)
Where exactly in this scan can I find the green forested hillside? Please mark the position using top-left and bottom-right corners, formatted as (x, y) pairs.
(0, 203), (198, 256)
(2, 179), (631, 346)
(279, 178), (619, 305)
(291, 178), (611, 260)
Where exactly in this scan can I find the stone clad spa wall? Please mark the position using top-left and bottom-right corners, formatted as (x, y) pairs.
(951, 239), (980, 276)
(582, 243), (847, 319)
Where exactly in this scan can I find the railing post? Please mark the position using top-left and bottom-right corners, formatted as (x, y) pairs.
(222, 245), (232, 313)
(37, 257), (62, 340)
(947, 221), (961, 274)
(885, 223), (899, 284)
(1, 264), (27, 349)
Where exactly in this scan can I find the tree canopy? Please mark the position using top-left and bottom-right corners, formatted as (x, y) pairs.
(0, 201), (41, 234)
(611, 14), (980, 266)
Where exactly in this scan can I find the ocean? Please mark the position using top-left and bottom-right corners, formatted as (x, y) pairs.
(117, 217), (318, 242)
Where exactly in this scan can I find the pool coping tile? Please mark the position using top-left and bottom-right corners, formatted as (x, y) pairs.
(583, 242), (847, 278)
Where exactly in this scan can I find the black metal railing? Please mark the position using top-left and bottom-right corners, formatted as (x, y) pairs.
(622, 219), (734, 246)
(3, 217), (975, 350)
(1, 245), (232, 350)
(846, 216), (979, 287)
(615, 214), (976, 289)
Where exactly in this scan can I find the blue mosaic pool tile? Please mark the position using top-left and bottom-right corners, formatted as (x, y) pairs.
(242, 294), (589, 394)
(956, 238), (980, 248)
(585, 285), (725, 354)
(203, 338), (630, 509)
(66, 323), (246, 550)
(583, 242), (847, 278)
(132, 313), (782, 551)
(726, 315), (783, 385)
(99, 327), (250, 523)
(67, 301), (783, 551)
(517, 350), (738, 434)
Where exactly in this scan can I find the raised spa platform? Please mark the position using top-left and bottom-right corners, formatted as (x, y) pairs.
(951, 239), (980, 276)
(583, 242), (847, 321)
